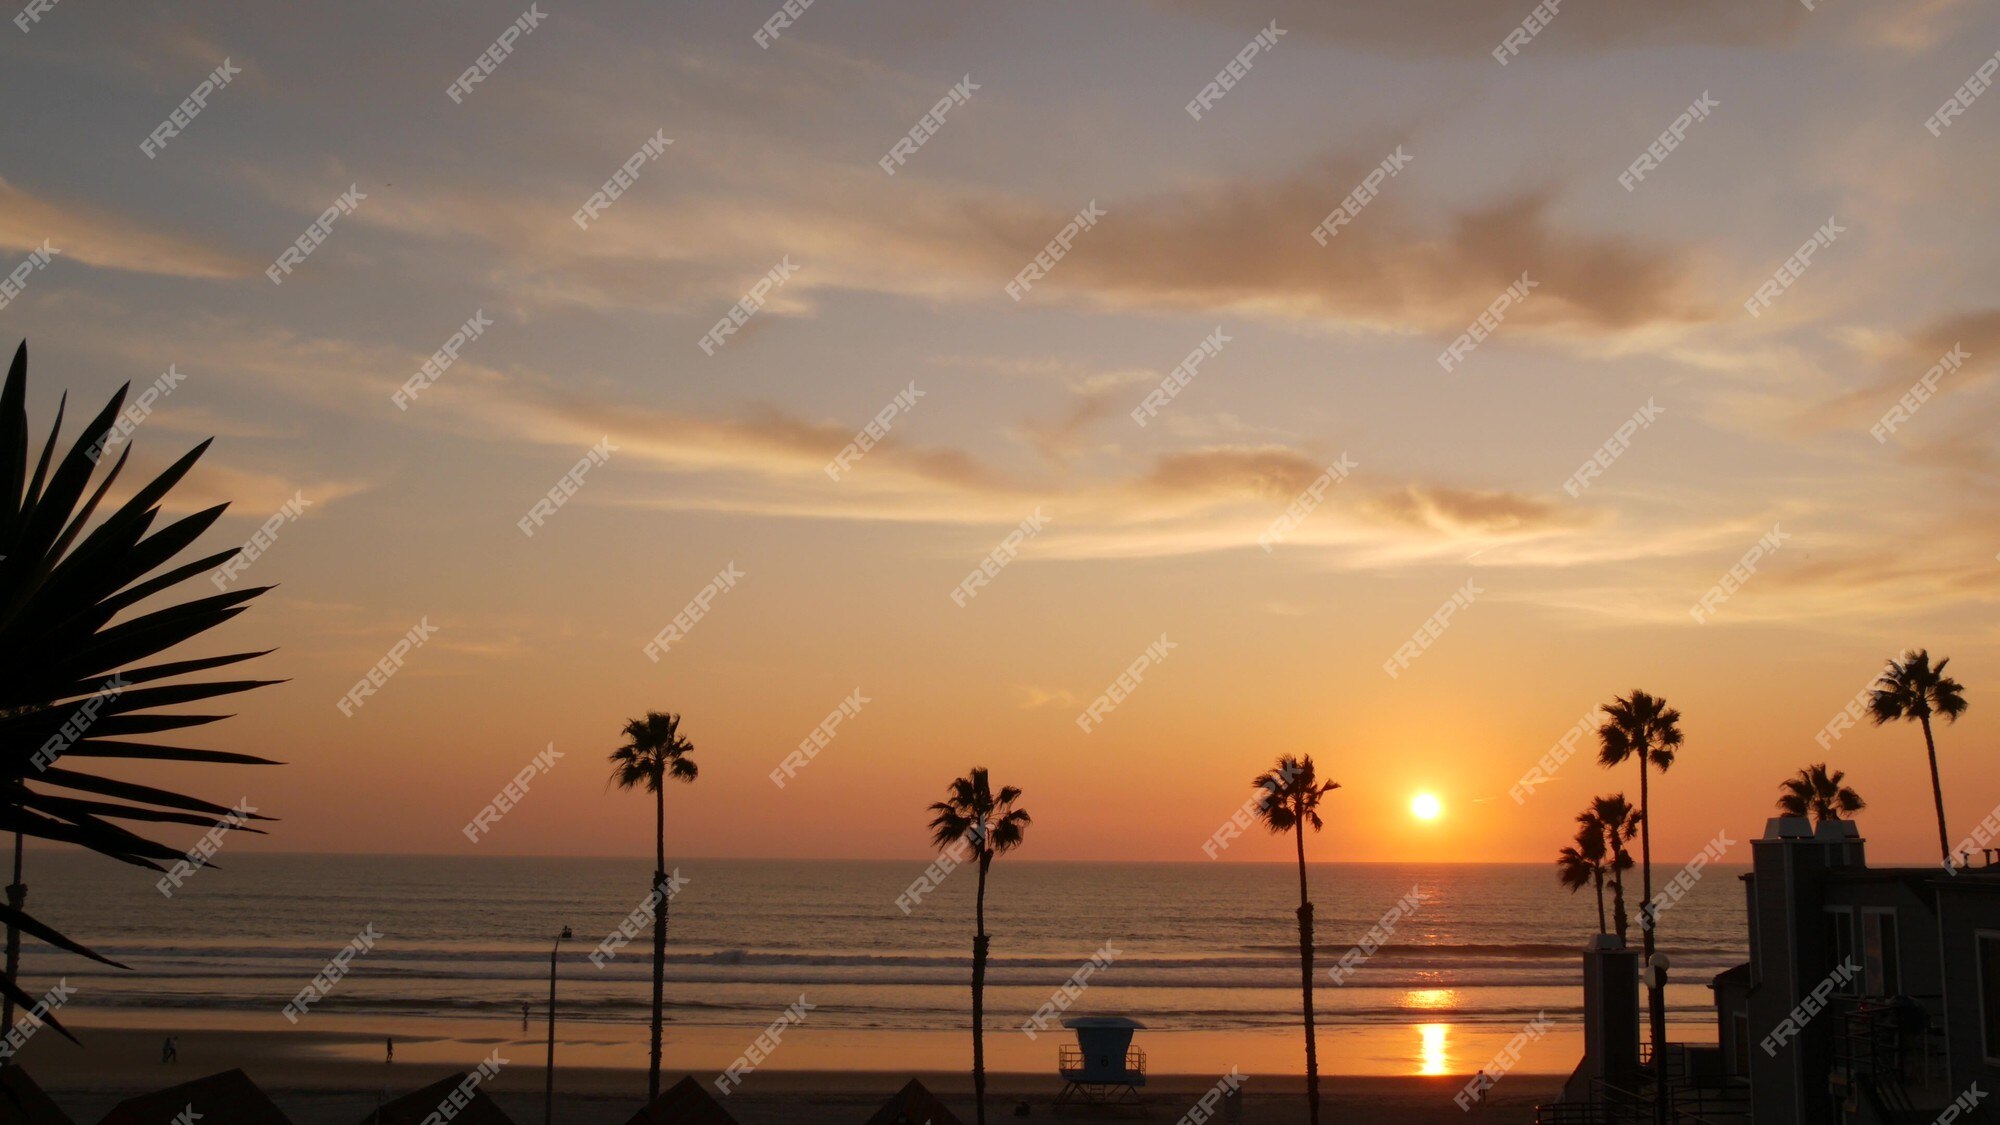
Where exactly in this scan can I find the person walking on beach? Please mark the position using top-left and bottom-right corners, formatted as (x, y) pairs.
(385, 1035), (394, 1064)
(161, 1036), (177, 1063)
(521, 1002), (530, 1030)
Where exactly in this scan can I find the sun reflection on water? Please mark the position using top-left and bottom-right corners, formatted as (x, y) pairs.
(1417, 1023), (1449, 1076)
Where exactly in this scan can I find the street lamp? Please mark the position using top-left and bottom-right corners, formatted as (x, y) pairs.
(545, 925), (571, 1125)
(1641, 952), (1671, 1125)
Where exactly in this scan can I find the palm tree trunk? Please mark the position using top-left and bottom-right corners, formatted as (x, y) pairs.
(1, 831), (20, 1055)
(1592, 868), (1606, 935)
(972, 853), (990, 1125)
(649, 784), (666, 1101)
(1638, 761), (1654, 960)
(1295, 827), (1320, 1125)
(1609, 862), (1628, 944)
(1922, 713), (1952, 865)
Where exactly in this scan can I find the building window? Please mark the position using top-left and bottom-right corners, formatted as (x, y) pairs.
(1864, 910), (1899, 997)
(1827, 908), (1858, 992)
(1978, 932), (2000, 1063)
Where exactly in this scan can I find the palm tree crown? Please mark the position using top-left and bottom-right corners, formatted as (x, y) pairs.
(1251, 754), (1341, 837)
(1598, 690), (1683, 774)
(927, 767), (1030, 860)
(1776, 764), (1865, 826)
(1869, 650), (1967, 727)
(609, 712), (698, 792)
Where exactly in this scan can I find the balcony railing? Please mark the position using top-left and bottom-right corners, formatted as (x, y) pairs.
(1058, 1043), (1146, 1078)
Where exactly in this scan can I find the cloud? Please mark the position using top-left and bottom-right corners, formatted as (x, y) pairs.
(0, 178), (253, 280)
(1151, 0), (1805, 56)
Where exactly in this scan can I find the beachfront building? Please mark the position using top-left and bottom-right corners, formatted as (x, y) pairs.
(1539, 815), (2000, 1124)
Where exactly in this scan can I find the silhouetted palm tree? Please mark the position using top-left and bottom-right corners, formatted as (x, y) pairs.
(1588, 794), (1641, 942)
(927, 767), (1030, 1125)
(609, 711), (698, 1102)
(1776, 763), (1865, 827)
(1869, 650), (1967, 865)
(1597, 691), (1681, 955)
(1557, 819), (1608, 934)
(1252, 754), (1340, 1125)
(0, 341), (281, 1040)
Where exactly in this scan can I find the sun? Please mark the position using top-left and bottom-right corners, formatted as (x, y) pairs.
(1410, 793), (1443, 821)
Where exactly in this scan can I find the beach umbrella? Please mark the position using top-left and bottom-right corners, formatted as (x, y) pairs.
(0, 1066), (72, 1124)
(623, 1076), (739, 1125)
(358, 1073), (517, 1125)
(97, 1069), (290, 1124)
(862, 1078), (965, 1125)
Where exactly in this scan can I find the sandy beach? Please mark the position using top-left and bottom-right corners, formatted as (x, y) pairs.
(19, 1021), (1566, 1123)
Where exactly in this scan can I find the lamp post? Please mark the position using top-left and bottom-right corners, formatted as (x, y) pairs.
(1641, 952), (1670, 1125)
(545, 925), (571, 1125)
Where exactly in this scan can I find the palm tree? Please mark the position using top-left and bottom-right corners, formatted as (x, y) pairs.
(1556, 819), (1608, 934)
(1588, 794), (1641, 942)
(1776, 763), (1865, 827)
(1251, 754), (1340, 1125)
(1597, 691), (1681, 954)
(927, 767), (1030, 1125)
(1869, 650), (1967, 865)
(608, 712), (698, 1102)
(0, 341), (281, 1037)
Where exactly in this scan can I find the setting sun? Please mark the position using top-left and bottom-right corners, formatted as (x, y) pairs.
(1411, 793), (1443, 822)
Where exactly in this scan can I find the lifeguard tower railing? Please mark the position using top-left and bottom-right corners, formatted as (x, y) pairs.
(1058, 1043), (1147, 1078)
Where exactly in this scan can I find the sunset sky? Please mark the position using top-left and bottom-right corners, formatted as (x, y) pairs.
(4, 0), (1998, 867)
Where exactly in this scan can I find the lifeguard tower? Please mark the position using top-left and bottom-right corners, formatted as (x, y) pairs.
(1055, 1016), (1147, 1107)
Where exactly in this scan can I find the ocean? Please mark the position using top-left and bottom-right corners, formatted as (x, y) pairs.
(31, 852), (1745, 1040)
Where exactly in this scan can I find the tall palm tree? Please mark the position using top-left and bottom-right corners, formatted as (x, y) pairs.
(0, 341), (281, 1036)
(1869, 650), (1967, 865)
(927, 766), (1030, 1125)
(1557, 819), (1608, 934)
(1251, 754), (1340, 1125)
(1776, 763), (1866, 827)
(1588, 794), (1641, 942)
(1597, 691), (1681, 955)
(608, 712), (698, 1102)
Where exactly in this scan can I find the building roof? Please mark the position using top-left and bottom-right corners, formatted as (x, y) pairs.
(623, 1076), (740, 1125)
(862, 1079), (964, 1125)
(359, 1073), (517, 1125)
(98, 1069), (291, 1125)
